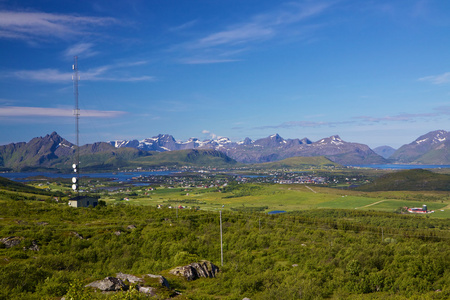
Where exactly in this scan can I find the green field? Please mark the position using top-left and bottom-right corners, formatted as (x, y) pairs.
(102, 183), (450, 218)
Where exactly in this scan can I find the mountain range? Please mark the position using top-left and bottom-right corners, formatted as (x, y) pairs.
(110, 133), (386, 165)
(108, 130), (450, 165)
(389, 130), (450, 164)
(0, 130), (449, 171)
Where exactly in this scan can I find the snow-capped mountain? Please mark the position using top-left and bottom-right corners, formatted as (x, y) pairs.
(109, 134), (235, 152)
(110, 133), (387, 165)
(390, 130), (450, 164)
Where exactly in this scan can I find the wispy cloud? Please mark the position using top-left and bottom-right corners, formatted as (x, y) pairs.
(3, 61), (154, 83)
(354, 112), (438, 123)
(202, 130), (217, 139)
(434, 105), (450, 115)
(64, 43), (99, 59)
(0, 10), (118, 43)
(254, 120), (353, 130)
(177, 1), (332, 63)
(169, 20), (198, 32)
(0, 106), (126, 118)
(181, 58), (241, 65)
(254, 108), (446, 131)
(418, 72), (450, 84)
(192, 2), (331, 49)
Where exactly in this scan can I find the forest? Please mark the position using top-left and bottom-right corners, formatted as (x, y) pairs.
(0, 183), (449, 299)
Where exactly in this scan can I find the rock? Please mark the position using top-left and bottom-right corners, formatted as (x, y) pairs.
(137, 285), (156, 296)
(114, 231), (122, 236)
(144, 274), (170, 289)
(71, 231), (84, 239)
(243, 298), (252, 300)
(86, 277), (127, 291)
(116, 272), (143, 284)
(169, 260), (219, 281)
(127, 225), (136, 229)
(24, 240), (40, 251)
(0, 236), (23, 248)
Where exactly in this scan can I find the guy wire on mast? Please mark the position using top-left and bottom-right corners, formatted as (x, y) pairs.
(72, 56), (80, 198)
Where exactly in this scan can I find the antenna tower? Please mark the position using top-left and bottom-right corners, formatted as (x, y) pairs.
(72, 56), (80, 197)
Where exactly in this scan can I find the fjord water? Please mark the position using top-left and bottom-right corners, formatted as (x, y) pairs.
(0, 170), (175, 182)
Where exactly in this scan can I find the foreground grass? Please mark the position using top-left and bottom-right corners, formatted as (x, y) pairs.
(0, 197), (449, 299)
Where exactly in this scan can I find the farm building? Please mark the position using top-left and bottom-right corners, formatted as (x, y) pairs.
(407, 205), (434, 214)
(68, 196), (98, 208)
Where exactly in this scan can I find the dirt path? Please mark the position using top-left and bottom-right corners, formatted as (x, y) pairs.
(359, 200), (386, 208)
(305, 185), (317, 193)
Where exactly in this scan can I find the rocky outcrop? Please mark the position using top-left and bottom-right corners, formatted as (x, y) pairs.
(86, 277), (127, 291)
(86, 273), (170, 296)
(116, 272), (143, 284)
(169, 260), (219, 281)
(0, 236), (22, 248)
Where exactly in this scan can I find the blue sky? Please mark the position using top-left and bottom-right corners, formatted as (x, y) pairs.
(0, 0), (449, 149)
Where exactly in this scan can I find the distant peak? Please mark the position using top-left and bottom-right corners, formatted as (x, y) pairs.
(270, 133), (281, 139)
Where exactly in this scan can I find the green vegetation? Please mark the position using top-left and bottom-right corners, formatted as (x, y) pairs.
(99, 182), (450, 218)
(357, 169), (450, 192)
(252, 156), (340, 170)
(132, 149), (237, 168)
(1, 168), (450, 299)
(0, 197), (449, 299)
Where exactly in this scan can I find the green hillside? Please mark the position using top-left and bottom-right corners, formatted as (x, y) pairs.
(413, 142), (450, 164)
(132, 149), (238, 168)
(0, 198), (449, 299)
(0, 176), (61, 200)
(356, 169), (450, 191)
(254, 156), (340, 169)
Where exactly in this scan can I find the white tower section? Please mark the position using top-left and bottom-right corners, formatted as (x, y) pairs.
(72, 56), (80, 196)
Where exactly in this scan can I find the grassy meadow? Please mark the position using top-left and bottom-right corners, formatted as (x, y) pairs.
(100, 183), (450, 218)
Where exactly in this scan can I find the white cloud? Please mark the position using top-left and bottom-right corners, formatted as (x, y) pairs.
(418, 72), (450, 84)
(3, 61), (154, 83)
(354, 112), (438, 123)
(0, 106), (126, 118)
(64, 43), (99, 59)
(256, 108), (446, 131)
(9, 68), (71, 82)
(189, 2), (331, 50)
(0, 10), (117, 43)
(202, 130), (217, 139)
(181, 58), (241, 65)
(177, 2), (332, 63)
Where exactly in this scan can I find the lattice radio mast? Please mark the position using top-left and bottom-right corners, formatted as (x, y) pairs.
(72, 56), (80, 197)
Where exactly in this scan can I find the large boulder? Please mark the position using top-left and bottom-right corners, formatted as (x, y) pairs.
(169, 260), (219, 281)
(86, 277), (127, 291)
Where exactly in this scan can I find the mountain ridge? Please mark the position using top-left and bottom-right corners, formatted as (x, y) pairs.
(109, 133), (386, 165)
(1, 130), (449, 171)
(389, 130), (450, 164)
